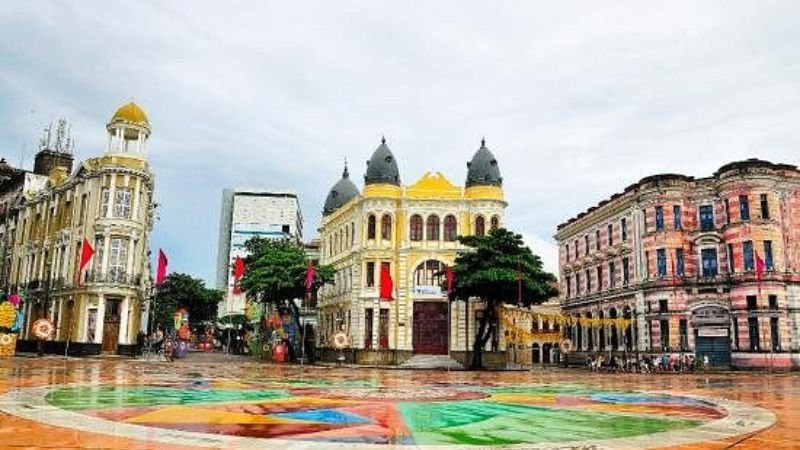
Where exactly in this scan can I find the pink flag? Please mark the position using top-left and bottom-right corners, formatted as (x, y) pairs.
(755, 251), (765, 294)
(305, 262), (315, 292)
(156, 249), (168, 286)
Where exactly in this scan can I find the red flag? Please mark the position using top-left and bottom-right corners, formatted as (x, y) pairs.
(379, 263), (393, 300)
(445, 266), (455, 295)
(156, 249), (168, 286)
(77, 238), (94, 285)
(232, 256), (245, 294)
(79, 238), (94, 270)
(755, 251), (765, 293)
(305, 262), (316, 292)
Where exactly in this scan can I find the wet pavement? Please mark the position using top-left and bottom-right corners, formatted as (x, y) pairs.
(0, 353), (797, 449)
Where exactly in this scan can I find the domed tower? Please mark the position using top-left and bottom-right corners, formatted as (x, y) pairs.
(323, 163), (360, 216)
(106, 101), (151, 158)
(363, 137), (402, 198)
(465, 138), (504, 200)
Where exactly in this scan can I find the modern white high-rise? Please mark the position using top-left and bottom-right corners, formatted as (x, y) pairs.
(215, 189), (303, 317)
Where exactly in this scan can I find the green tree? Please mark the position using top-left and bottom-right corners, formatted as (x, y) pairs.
(153, 273), (222, 333)
(449, 228), (558, 370)
(237, 237), (334, 350)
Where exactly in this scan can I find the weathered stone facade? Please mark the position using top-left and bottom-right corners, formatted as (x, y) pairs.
(555, 159), (800, 369)
(1, 103), (156, 355)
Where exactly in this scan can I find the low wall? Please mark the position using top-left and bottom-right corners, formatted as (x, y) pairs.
(450, 351), (507, 369)
(316, 348), (413, 365)
(731, 352), (798, 370)
(16, 340), (102, 356)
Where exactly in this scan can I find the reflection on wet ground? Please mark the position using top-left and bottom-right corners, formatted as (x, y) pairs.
(0, 354), (797, 449)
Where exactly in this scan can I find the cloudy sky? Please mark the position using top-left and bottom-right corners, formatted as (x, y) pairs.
(2, 1), (800, 283)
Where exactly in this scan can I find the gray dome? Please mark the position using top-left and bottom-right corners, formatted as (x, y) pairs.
(364, 137), (400, 186)
(323, 164), (359, 216)
(466, 139), (503, 187)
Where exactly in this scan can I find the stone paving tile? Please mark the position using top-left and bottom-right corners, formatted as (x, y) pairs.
(0, 354), (797, 449)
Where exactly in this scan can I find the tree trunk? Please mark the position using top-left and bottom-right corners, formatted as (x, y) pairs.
(470, 300), (496, 370)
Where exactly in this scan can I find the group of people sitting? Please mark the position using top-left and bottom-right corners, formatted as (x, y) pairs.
(585, 353), (708, 373)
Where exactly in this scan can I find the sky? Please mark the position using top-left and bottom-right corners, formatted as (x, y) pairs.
(2, 1), (800, 284)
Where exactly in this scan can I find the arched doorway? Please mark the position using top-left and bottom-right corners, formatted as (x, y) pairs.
(531, 343), (541, 364)
(542, 343), (552, 364)
(586, 312), (594, 350)
(609, 308), (619, 350)
(623, 306), (633, 352)
(411, 259), (450, 355)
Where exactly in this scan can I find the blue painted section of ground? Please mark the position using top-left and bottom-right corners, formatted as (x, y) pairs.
(274, 408), (372, 425)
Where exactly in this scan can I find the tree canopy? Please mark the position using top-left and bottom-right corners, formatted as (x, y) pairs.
(237, 237), (334, 306)
(153, 273), (222, 333)
(449, 228), (558, 369)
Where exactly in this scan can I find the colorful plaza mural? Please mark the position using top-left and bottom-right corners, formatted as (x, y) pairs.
(12, 376), (768, 447)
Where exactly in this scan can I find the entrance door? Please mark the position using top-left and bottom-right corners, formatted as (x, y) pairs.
(412, 302), (448, 354)
(102, 298), (121, 353)
(695, 328), (731, 367)
(692, 306), (731, 368)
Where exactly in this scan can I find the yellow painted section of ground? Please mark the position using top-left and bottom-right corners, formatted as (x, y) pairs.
(125, 405), (312, 425)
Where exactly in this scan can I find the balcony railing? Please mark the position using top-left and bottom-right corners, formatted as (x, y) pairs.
(83, 271), (142, 287)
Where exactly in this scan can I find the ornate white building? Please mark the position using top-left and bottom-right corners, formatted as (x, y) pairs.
(317, 138), (506, 364)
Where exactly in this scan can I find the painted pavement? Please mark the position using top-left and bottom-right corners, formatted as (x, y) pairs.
(0, 355), (795, 449)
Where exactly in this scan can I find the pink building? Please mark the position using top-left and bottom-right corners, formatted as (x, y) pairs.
(555, 159), (800, 369)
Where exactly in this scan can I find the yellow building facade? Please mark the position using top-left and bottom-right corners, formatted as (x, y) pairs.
(318, 139), (506, 360)
(3, 102), (155, 355)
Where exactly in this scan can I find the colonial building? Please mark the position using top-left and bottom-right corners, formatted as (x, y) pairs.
(1, 102), (156, 355)
(215, 189), (302, 317)
(555, 159), (800, 369)
(317, 138), (506, 364)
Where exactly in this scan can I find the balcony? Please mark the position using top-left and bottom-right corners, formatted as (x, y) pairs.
(83, 270), (142, 287)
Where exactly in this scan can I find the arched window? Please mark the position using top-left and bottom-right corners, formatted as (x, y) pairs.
(351, 222), (355, 246)
(367, 214), (376, 240)
(344, 224), (349, 249)
(410, 214), (423, 241)
(490, 215), (500, 231)
(444, 215), (457, 241)
(426, 215), (440, 241)
(381, 214), (392, 240)
(475, 216), (486, 236)
(413, 259), (448, 291)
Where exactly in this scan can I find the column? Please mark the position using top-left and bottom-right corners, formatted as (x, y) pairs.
(95, 295), (106, 345)
(126, 237), (135, 279)
(118, 296), (129, 344)
(131, 178), (141, 222)
(101, 233), (111, 276)
(106, 174), (116, 218)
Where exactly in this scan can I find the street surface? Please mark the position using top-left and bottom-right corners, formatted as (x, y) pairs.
(0, 353), (796, 449)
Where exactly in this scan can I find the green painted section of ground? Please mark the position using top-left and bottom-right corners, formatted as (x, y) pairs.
(47, 386), (291, 410)
(398, 400), (702, 446)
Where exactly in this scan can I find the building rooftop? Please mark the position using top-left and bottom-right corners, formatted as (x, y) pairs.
(556, 158), (799, 231)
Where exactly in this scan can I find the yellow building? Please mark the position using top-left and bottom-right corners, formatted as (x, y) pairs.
(318, 138), (506, 362)
(3, 102), (156, 355)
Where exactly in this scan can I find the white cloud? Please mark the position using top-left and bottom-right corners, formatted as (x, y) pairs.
(1, 1), (799, 283)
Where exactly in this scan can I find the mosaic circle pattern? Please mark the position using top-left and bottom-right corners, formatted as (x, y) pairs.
(1, 376), (776, 448)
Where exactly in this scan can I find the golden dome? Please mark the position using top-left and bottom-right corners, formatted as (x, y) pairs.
(110, 101), (149, 126)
